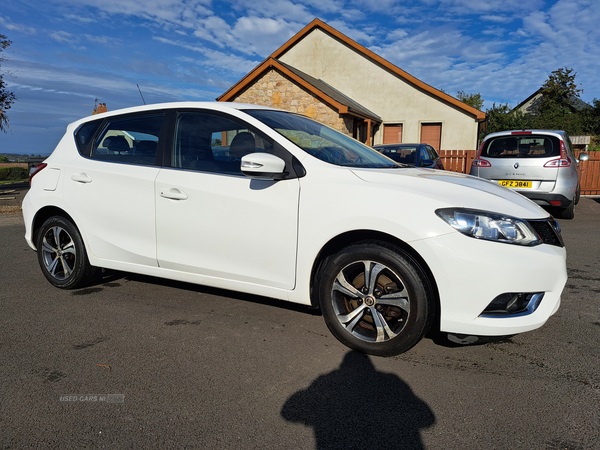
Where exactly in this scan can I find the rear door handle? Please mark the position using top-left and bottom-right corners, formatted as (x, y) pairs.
(71, 173), (92, 183)
(160, 188), (188, 200)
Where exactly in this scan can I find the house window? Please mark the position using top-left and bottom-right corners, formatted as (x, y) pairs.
(383, 124), (403, 144)
(421, 123), (442, 151)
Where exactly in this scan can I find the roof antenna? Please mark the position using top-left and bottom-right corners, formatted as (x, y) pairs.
(137, 84), (146, 105)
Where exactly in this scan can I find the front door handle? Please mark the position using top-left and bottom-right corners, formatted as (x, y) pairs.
(160, 188), (188, 200)
(71, 173), (92, 183)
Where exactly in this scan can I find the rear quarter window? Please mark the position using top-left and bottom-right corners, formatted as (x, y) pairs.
(75, 120), (103, 156)
(482, 135), (561, 159)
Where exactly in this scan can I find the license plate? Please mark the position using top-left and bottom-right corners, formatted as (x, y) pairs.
(499, 180), (532, 188)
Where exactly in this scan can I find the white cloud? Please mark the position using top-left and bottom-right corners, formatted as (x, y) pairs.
(0, 16), (37, 34)
(481, 27), (506, 37)
(435, 0), (544, 15)
(234, 0), (314, 23)
(327, 20), (377, 44)
(54, 0), (214, 30)
(63, 14), (96, 24)
(49, 31), (76, 44)
(481, 15), (513, 24)
(153, 36), (260, 73)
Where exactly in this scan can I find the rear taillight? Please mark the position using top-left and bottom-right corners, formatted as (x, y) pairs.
(543, 140), (571, 168)
(29, 163), (47, 185)
(472, 159), (491, 167)
(472, 141), (491, 167)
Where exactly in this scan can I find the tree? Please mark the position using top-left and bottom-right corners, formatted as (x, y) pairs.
(579, 98), (600, 137)
(482, 68), (598, 137)
(539, 67), (582, 112)
(484, 103), (533, 135)
(1, 34), (16, 133)
(535, 68), (585, 133)
(457, 91), (484, 111)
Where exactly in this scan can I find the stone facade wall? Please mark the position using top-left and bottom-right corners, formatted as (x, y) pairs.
(232, 69), (353, 136)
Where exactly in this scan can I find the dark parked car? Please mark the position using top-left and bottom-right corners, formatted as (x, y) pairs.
(373, 143), (445, 170)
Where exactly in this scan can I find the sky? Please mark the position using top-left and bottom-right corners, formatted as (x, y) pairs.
(1, 0), (600, 155)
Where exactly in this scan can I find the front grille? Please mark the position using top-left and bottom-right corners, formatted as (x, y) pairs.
(528, 219), (564, 247)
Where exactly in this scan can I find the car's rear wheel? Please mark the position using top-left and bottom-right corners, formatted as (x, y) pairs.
(318, 241), (434, 356)
(556, 201), (575, 220)
(36, 216), (100, 289)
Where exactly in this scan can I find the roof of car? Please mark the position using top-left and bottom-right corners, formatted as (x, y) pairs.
(70, 101), (285, 127)
(484, 130), (567, 140)
(373, 143), (425, 147)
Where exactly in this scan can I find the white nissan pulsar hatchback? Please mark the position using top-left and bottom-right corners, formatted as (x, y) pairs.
(23, 102), (567, 356)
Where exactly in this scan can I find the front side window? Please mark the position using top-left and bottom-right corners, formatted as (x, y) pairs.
(482, 135), (560, 159)
(244, 109), (399, 169)
(427, 146), (440, 160)
(91, 113), (164, 165)
(173, 112), (274, 175)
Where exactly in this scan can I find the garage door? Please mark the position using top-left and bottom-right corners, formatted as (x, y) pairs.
(421, 123), (442, 151)
(383, 124), (403, 144)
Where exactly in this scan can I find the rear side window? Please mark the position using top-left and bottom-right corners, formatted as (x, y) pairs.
(91, 113), (165, 166)
(482, 135), (561, 159)
(75, 120), (103, 156)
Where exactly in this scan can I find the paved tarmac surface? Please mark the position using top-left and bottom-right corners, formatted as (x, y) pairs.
(1, 198), (599, 449)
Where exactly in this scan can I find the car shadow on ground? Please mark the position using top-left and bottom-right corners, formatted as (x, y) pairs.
(88, 268), (322, 316)
(84, 269), (506, 349)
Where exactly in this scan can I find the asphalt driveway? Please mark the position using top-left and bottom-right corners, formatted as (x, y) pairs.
(1, 198), (598, 449)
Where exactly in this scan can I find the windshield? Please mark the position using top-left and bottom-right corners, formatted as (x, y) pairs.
(243, 109), (400, 168)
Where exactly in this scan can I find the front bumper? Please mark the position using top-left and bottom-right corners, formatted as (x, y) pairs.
(411, 231), (567, 336)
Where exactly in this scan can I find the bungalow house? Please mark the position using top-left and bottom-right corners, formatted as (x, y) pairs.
(218, 18), (485, 151)
(515, 88), (590, 116)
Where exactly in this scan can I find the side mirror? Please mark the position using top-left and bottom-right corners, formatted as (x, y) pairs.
(241, 153), (287, 180)
(578, 152), (590, 162)
(419, 159), (435, 167)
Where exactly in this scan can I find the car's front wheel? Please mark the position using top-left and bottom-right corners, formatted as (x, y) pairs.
(36, 216), (100, 289)
(318, 242), (434, 356)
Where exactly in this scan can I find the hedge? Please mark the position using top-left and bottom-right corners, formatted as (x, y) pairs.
(0, 167), (29, 181)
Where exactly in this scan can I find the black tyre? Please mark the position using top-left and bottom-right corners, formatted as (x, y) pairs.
(556, 201), (575, 220)
(36, 216), (100, 289)
(318, 241), (434, 357)
(575, 185), (581, 205)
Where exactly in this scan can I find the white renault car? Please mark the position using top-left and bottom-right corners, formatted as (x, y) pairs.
(23, 102), (567, 356)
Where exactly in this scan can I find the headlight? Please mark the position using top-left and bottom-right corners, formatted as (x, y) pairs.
(436, 208), (541, 246)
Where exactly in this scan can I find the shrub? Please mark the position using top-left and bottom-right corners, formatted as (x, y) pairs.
(0, 167), (28, 181)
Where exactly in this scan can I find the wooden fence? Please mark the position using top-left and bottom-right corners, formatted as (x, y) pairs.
(439, 150), (600, 195)
(438, 150), (476, 174)
(577, 151), (600, 195)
